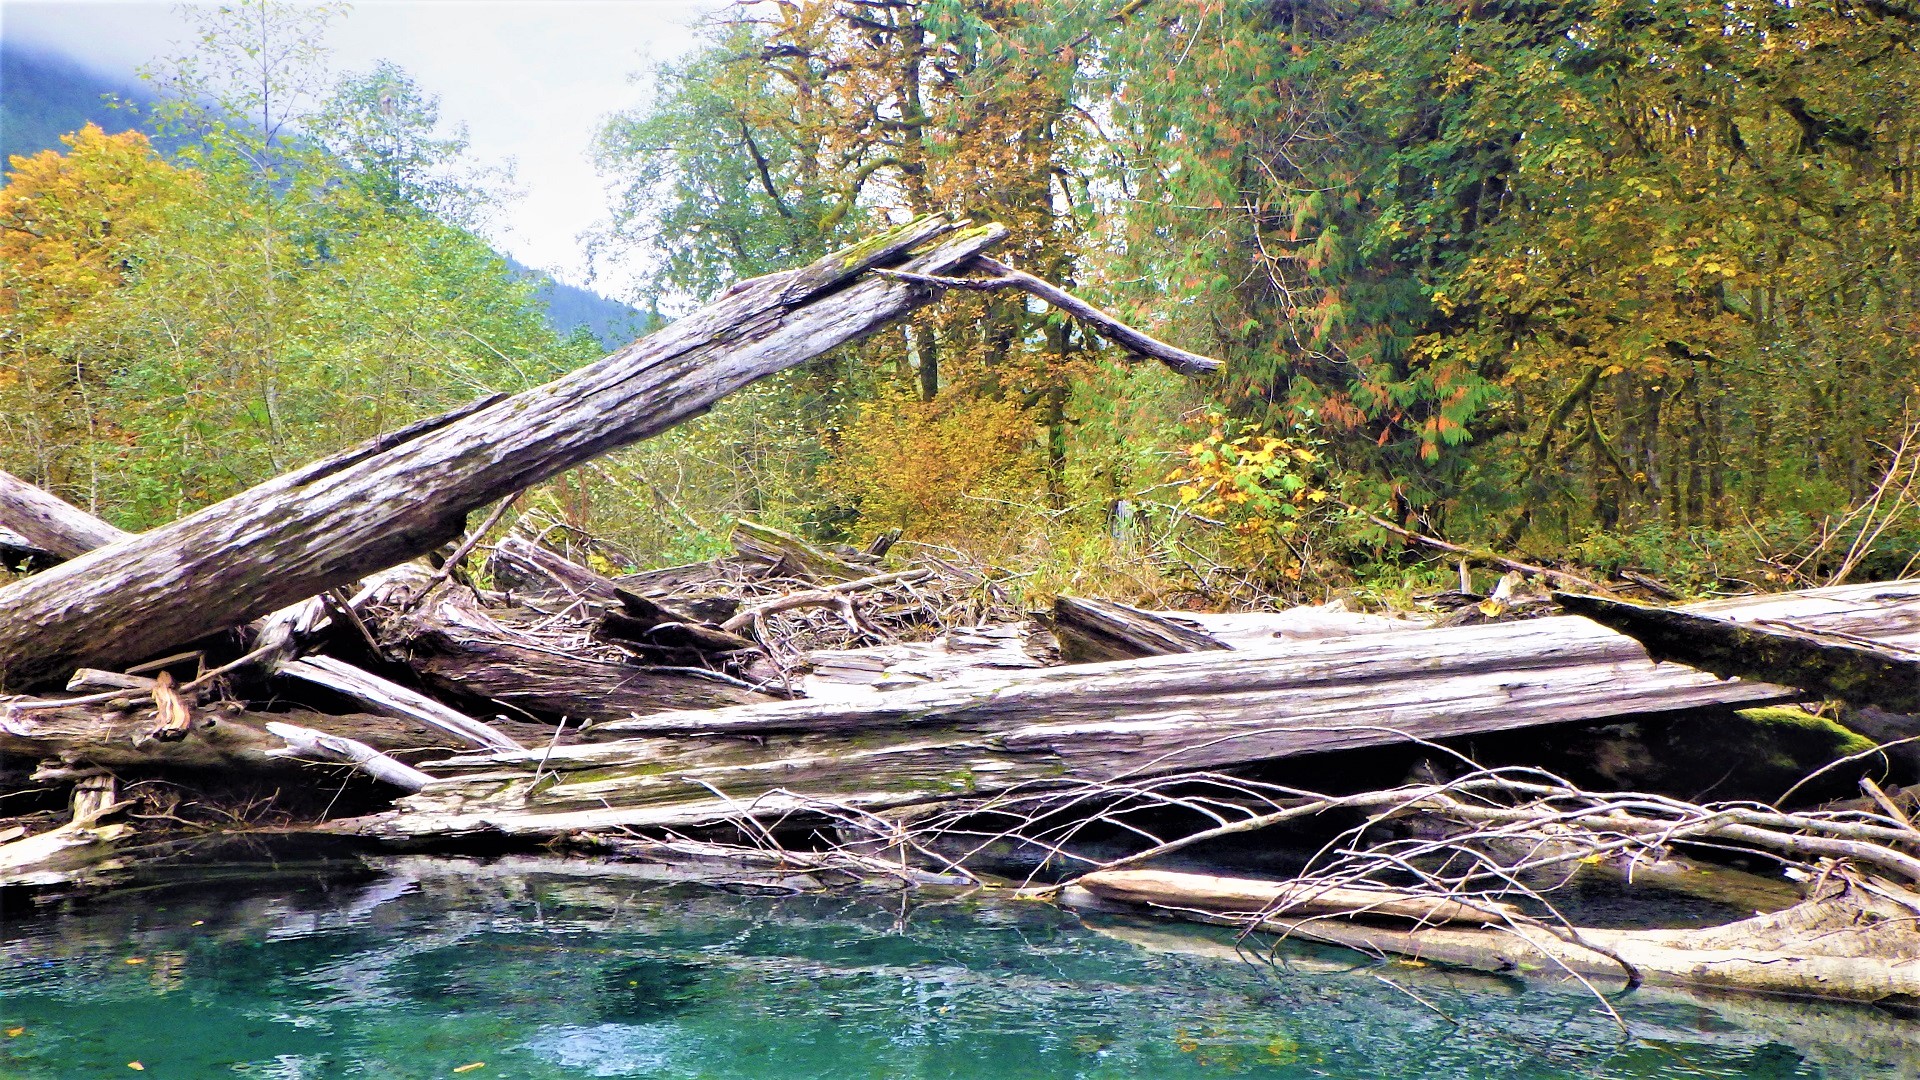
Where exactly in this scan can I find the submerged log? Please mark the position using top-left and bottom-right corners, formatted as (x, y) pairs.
(1073, 869), (1523, 925)
(0, 216), (1007, 689)
(1050, 596), (1230, 663)
(341, 581), (1920, 838)
(1556, 590), (1920, 712)
(1062, 872), (1920, 1003)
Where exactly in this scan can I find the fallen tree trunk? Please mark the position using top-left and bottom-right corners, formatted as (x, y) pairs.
(0, 468), (130, 560)
(1556, 591), (1920, 712)
(385, 585), (774, 720)
(337, 580), (1920, 838)
(1050, 595), (1230, 663)
(0, 216), (1006, 689)
(1, 703), (462, 772)
(1062, 871), (1920, 1003)
(276, 655), (524, 752)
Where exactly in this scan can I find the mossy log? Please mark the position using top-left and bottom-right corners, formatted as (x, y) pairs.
(1556, 590), (1920, 711)
(0, 216), (1006, 689)
(340, 581), (1920, 839)
(729, 519), (871, 582)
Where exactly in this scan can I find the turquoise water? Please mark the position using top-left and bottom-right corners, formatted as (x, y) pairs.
(1, 855), (1912, 1079)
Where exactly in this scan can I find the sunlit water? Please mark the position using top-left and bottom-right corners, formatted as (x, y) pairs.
(2, 855), (1913, 1079)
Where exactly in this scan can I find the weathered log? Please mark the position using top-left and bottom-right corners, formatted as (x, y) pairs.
(0, 216), (1007, 689)
(342, 581), (1920, 839)
(0, 703), (461, 772)
(264, 721), (433, 791)
(0, 468), (130, 560)
(1556, 590), (1920, 711)
(1050, 595), (1230, 663)
(1062, 872), (1920, 1003)
(276, 655), (524, 752)
(0, 817), (133, 888)
(486, 535), (619, 602)
(1072, 868), (1522, 925)
(387, 586), (773, 721)
(730, 519), (871, 582)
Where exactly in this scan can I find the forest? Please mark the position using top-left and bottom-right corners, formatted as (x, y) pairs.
(4, 0), (1913, 604)
(5, 2), (1920, 1069)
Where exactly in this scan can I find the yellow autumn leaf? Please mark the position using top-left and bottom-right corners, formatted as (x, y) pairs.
(453, 1064), (486, 1074)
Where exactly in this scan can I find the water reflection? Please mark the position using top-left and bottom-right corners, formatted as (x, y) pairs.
(0, 853), (1909, 1078)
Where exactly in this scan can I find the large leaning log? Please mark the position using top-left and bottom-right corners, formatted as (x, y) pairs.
(0, 216), (1008, 690)
(338, 580), (1920, 839)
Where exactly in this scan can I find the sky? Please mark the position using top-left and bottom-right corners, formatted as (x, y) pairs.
(0, 0), (724, 297)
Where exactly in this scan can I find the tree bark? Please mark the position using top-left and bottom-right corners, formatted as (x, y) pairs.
(0, 217), (1006, 689)
(1050, 595), (1231, 663)
(0, 468), (130, 560)
(1556, 591), (1920, 711)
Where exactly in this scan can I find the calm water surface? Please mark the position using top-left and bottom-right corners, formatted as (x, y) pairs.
(2, 855), (1913, 1079)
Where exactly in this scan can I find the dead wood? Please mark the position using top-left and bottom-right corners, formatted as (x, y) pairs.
(730, 519), (872, 582)
(0, 216), (1008, 689)
(1074, 869), (1523, 925)
(378, 584), (774, 722)
(332, 581), (1920, 840)
(0, 467), (130, 560)
(487, 534), (619, 603)
(1064, 873), (1920, 1002)
(1556, 590), (1920, 712)
(263, 722), (433, 792)
(1, 702), (460, 773)
(1050, 595), (1230, 663)
(275, 655), (523, 752)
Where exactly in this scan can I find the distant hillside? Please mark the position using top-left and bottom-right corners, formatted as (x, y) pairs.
(508, 258), (655, 349)
(2, 42), (650, 348)
(1, 41), (158, 167)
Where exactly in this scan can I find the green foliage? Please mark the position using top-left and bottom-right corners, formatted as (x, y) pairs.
(0, 0), (587, 528)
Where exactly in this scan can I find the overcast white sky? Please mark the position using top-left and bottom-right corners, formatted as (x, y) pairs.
(1, 0), (723, 298)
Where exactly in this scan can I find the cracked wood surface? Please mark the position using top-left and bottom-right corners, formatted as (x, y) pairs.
(342, 580), (1920, 839)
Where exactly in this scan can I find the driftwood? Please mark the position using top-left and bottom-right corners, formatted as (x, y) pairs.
(276, 655), (524, 752)
(1557, 590), (1920, 712)
(1062, 871), (1920, 1002)
(381, 585), (773, 722)
(337, 581), (1920, 838)
(0, 216), (1007, 689)
(0, 702), (460, 772)
(0, 468), (130, 560)
(1050, 595), (1230, 663)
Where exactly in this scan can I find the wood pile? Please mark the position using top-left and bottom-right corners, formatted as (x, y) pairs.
(5, 218), (1920, 1004)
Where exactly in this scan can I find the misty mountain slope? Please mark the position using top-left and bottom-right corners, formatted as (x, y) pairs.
(2, 41), (648, 348)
